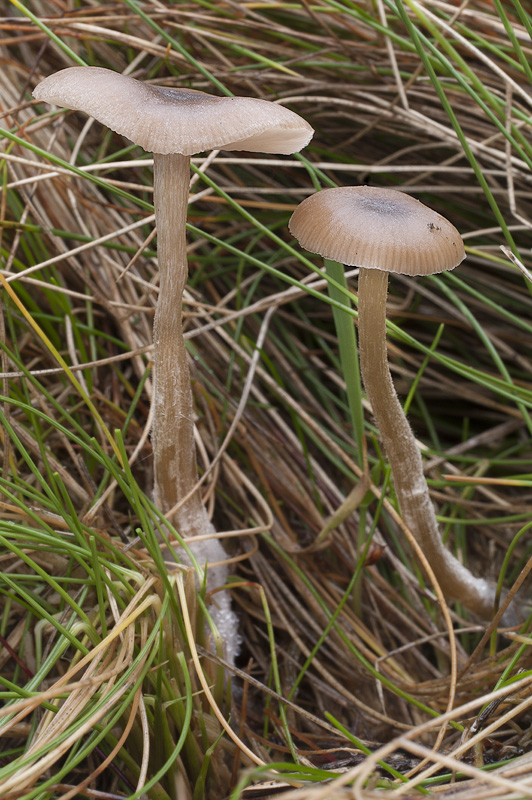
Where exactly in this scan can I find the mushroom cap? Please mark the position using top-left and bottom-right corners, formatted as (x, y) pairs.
(33, 66), (314, 156)
(289, 186), (465, 276)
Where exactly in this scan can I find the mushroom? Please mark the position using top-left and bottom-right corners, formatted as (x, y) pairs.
(289, 185), (502, 620)
(33, 66), (314, 658)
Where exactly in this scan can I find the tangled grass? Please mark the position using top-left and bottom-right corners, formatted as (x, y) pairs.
(1, 1), (532, 798)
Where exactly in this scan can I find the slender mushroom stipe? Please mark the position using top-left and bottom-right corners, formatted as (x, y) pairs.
(33, 67), (314, 660)
(290, 185), (509, 621)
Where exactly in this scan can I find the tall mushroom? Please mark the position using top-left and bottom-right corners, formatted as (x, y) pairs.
(289, 185), (502, 620)
(33, 66), (314, 658)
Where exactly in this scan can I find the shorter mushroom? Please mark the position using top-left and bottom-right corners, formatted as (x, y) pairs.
(289, 185), (503, 620)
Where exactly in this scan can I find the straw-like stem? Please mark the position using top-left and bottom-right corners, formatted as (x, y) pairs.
(151, 153), (237, 659)
(152, 152), (201, 530)
(358, 267), (497, 618)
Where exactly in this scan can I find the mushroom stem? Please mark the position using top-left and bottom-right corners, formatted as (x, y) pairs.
(152, 152), (205, 533)
(357, 267), (497, 618)
(151, 153), (238, 661)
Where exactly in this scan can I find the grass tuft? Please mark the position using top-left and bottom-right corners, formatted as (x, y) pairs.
(1, 1), (532, 798)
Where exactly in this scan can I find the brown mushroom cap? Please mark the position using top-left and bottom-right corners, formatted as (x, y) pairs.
(33, 66), (314, 156)
(289, 186), (465, 276)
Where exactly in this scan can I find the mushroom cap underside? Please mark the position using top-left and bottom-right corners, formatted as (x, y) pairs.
(289, 186), (465, 276)
(33, 66), (314, 156)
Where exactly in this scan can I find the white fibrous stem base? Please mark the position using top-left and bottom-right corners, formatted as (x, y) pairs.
(152, 153), (238, 659)
(172, 513), (240, 666)
(358, 268), (500, 620)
